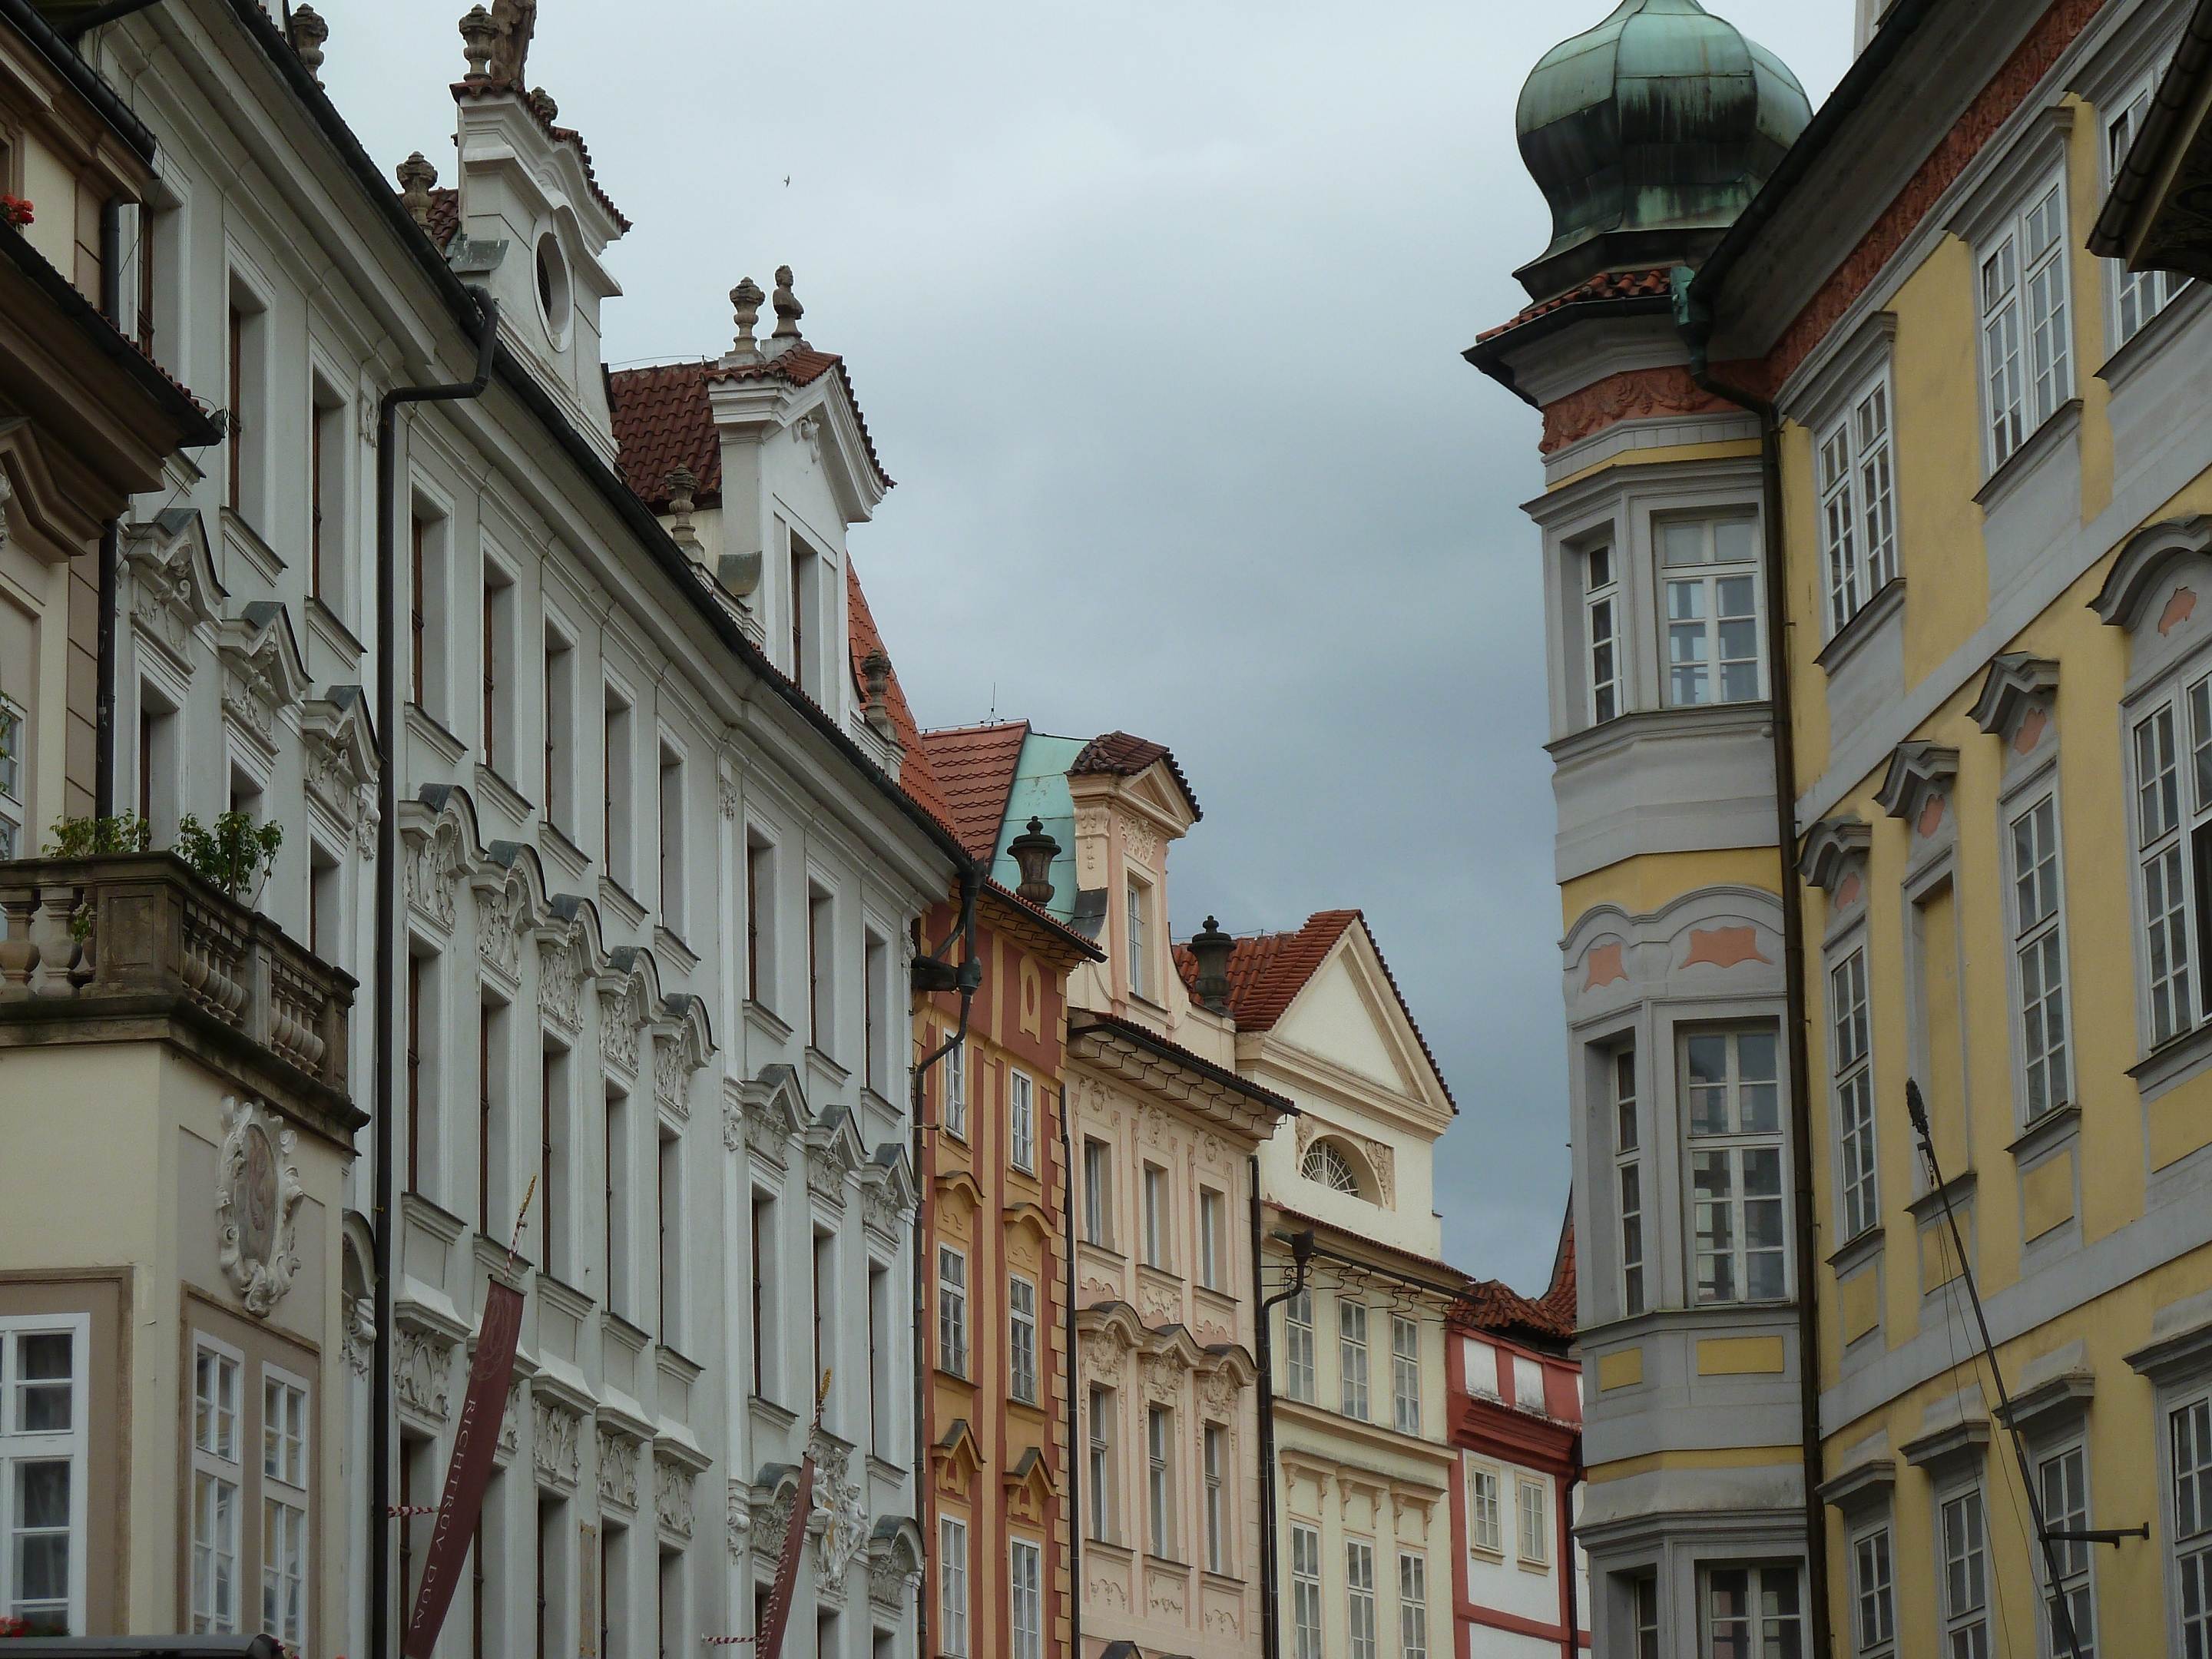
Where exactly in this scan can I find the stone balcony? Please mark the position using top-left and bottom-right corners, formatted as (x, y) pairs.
(0, 854), (363, 1147)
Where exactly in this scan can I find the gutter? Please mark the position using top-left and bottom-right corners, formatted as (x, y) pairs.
(2090, 0), (2212, 256)
(0, 0), (157, 160)
(1671, 269), (1832, 1659)
(1462, 293), (1675, 408)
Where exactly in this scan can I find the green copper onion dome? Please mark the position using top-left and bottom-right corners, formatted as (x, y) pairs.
(1514, 0), (1811, 302)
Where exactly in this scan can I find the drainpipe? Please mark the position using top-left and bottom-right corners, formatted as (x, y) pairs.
(1253, 1213), (1313, 1659)
(371, 287), (498, 1659)
(94, 196), (124, 820)
(1061, 1104), (1081, 1659)
(1672, 268), (1831, 1659)
(909, 867), (980, 1659)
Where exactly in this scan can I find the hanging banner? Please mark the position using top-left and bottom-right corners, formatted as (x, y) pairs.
(754, 1457), (816, 1659)
(402, 1277), (526, 1659)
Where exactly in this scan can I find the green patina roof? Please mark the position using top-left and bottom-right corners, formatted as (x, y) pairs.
(1515, 0), (1810, 280)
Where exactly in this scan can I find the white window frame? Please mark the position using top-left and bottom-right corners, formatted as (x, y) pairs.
(937, 1247), (968, 1378)
(1008, 1069), (1035, 1174)
(938, 1516), (969, 1657)
(1704, 1564), (1804, 1657)
(1126, 879), (1148, 1000)
(2036, 1440), (2095, 1659)
(1818, 371), (1899, 634)
(2167, 1385), (2212, 1659)
(1082, 1137), (1110, 1247)
(1939, 1483), (1992, 1659)
(2106, 78), (2190, 347)
(944, 1037), (968, 1141)
(1660, 515), (1766, 708)
(1086, 1386), (1113, 1542)
(260, 1363), (310, 1650)
(1852, 1522), (1896, 1658)
(2008, 792), (2073, 1121)
(1465, 1462), (1502, 1555)
(1346, 1538), (1377, 1659)
(1682, 1025), (1789, 1305)
(0, 694), (24, 862)
(1979, 172), (2073, 470)
(1199, 1188), (1223, 1290)
(2131, 682), (2210, 1049)
(1831, 946), (1879, 1242)
(1203, 1423), (1225, 1574)
(1283, 1288), (1316, 1404)
(1584, 540), (1622, 724)
(1008, 1276), (1037, 1406)
(1339, 1300), (1370, 1421)
(1142, 1164), (1167, 1270)
(1516, 1478), (1548, 1565)
(1398, 1551), (1428, 1659)
(1609, 1045), (1644, 1316)
(1291, 1525), (1324, 1659)
(0, 1313), (90, 1636)
(1390, 1315), (1420, 1435)
(1146, 1404), (1171, 1558)
(190, 1332), (245, 1634)
(1008, 1538), (1041, 1659)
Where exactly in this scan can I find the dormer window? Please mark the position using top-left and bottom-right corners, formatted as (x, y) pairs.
(1126, 878), (1149, 1000)
(1661, 515), (1763, 707)
(1301, 1141), (1359, 1196)
(534, 231), (571, 346)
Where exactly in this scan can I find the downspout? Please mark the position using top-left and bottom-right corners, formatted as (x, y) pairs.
(1672, 268), (1831, 1659)
(1254, 1216), (1313, 1659)
(1555, 1430), (1577, 1659)
(909, 867), (981, 1659)
(372, 287), (498, 1659)
(1061, 1102), (1081, 1659)
(94, 196), (123, 820)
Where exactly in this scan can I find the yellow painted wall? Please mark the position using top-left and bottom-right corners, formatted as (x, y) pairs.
(1546, 437), (1766, 493)
(1560, 847), (1779, 931)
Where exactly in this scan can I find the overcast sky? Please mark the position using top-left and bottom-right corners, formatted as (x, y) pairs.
(323, 1), (1853, 1295)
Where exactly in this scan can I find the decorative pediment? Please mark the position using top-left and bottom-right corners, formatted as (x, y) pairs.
(929, 1419), (984, 1495)
(1002, 1447), (1056, 1522)
(654, 993), (714, 1118)
(857, 1143), (916, 1242)
(1076, 1301), (1145, 1384)
(1197, 1346), (1257, 1416)
(399, 784), (485, 935)
(300, 687), (382, 856)
(598, 947), (664, 1081)
(747, 1463), (804, 1568)
(866, 1518), (923, 1610)
(474, 842), (550, 992)
(1970, 653), (2059, 742)
(217, 602), (312, 760)
(2093, 515), (2212, 631)
(1799, 814), (1873, 895)
(1875, 740), (1959, 831)
(1002, 1200), (1054, 1244)
(805, 1104), (867, 1210)
(727, 1065), (809, 1167)
(537, 896), (605, 1038)
(122, 507), (224, 669)
(1139, 1320), (1210, 1376)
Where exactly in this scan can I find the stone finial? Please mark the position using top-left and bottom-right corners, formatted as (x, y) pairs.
(666, 466), (701, 553)
(770, 265), (804, 340)
(396, 153), (439, 228)
(488, 0), (538, 88)
(860, 650), (897, 743)
(290, 5), (329, 82)
(728, 278), (765, 363)
(526, 87), (558, 122)
(459, 5), (498, 79)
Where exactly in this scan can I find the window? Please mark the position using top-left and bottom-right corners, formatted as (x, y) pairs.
(1, 1319), (85, 1635)
(261, 1369), (308, 1648)
(1465, 1337), (1499, 1399)
(1981, 178), (2071, 469)
(479, 1002), (503, 1237)
(310, 382), (344, 608)
(945, 1038), (969, 1140)
(1516, 1479), (1548, 1564)
(1684, 1028), (1787, 1303)
(1584, 541), (1621, 724)
(1082, 1139), (1109, 1245)
(407, 957), (433, 1197)
(1087, 1388), (1112, 1541)
(864, 935), (886, 1094)
(1398, 1552), (1428, 1659)
(1303, 1141), (1359, 1195)
(2108, 87), (2189, 343)
(225, 290), (265, 523)
(1661, 516), (1763, 707)
(749, 1191), (773, 1399)
(190, 1341), (243, 1633)
(412, 509), (447, 714)
(1512, 1353), (1545, 1412)
(2175, 1393), (2212, 1659)
(657, 747), (685, 936)
(1340, 1300), (1370, 1421)
(1203, 1424), (1225, 1573)
(1942, 1488), (1990, 1658)
(787, 533), (816, 694)
(1391, 1316), (1420, 1435)
(2132, 689), (2212, 1047)
(937, 1247), (967, 1377)
(2011, 796), (2071, 1118)
(1009, 1540), (1041, 1659)
(1707, 1566), (1803, 1659)
(0, 696), (22, 861)
(482, 567), (513, 774)
(1634, 1575), (1660, 1659)
(868, 1265), (890, 1457)
(1291, 1525), (1323, 1659)
(1611, 1047), (1644, 1315)
(603, 690), (632, 886)
(1467, 1465), (1502, 1554)
(2038, 1445), (2094, 1658)
(1127, 880), (1149, 998)
(1833, 949), (1879, 1241)
(1200, 1189), (1224, 1290)
(1820, 376), (1898, 632)
(808, 891), (831, 1052)
(1009, 1071), (1035, 1174)
(659, 1131), (681, 1348)
(1008, 1277), (1037, 1406)
(1143, 1164), (1167, 1269)
(1283, 1289), (1315, 1404)
(545, 629), (574, 832)
(937, 1517), (969, 1658)
(1146, 1406), (1171, 1557)
(1853, 1527), (1895, 1657)
(1346, 1540), (1377, 1659)
(541, 1047), (566, 1276)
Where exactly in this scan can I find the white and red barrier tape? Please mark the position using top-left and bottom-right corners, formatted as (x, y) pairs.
(386, 1505), (442, 1517)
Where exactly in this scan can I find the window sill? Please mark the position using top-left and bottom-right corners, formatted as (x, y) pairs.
(1545, 700), (1773, 765)
(1518, 1557), (1554, 1576)
(474, 762), (535, 824)
(2098, 276), (2209, 398)
(599, 875), (647, 931)
(405, 703), (467, 767)
(1144, 1553), (1190, 1571)
(305, 594), (364, 658)
(1814, 577), (1906, 677)
(743, 998), (792, 1044)
(2006, 1101), (2081, 1167)
(1972, 396), (2082, 516)
(655, 926), (699, 976)
(1826, 1224), (1885, 1277)
(1906, 1168), (1977, 1227)
(1202, 1569), (1245, 1591)
(539, 820), (590, 879)
(2128, 1021), (2212, 1103)
(1469, 1544), (1505, 1565)
(747, 1393), (796, 1432)
(806, 1045), (850, 1087)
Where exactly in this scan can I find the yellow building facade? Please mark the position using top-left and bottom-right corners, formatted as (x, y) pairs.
(1480, 0), (2212, 1653)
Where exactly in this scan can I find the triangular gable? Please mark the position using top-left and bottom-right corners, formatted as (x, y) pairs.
(1001, 1448), (1056, 1522)
(929, 1419), (983, 1496)
(1270, 919), (1453, 1112)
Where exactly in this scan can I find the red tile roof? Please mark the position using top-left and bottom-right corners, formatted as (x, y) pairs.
(917, 722), (1031, 863)
(1475, 266), (1677, 344)
(708, 349), (892, 492)
(452, 81), (632, 232)
(425, 187), (461, 251)
(1071, 730), (1201, 821)
(1174, 910), (1456, 1111)
(1455, 1205), (1577, 1346)
(845, 561), (953, 833)
(607, 361), (722, 510)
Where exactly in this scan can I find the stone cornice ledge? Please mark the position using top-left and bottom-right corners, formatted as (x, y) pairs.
(1545, 700), (1773, 767)
(2007, 1102), (2081, 1167)
(1816, 1455), (1895, 1514)
(1905, 1167), (1977, 1229)
(1814, 577), (1906, 677)
(2128, 1019), (2212, 1103)
(1972, 397), (2082, 516)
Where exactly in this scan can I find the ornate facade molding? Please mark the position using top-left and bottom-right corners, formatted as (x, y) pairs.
(216, 1096), (304, 1317)
(1539, 366), (1734, 455)
(597, 1426), (640, 1512)
(300, 687), (382, 856)
(216, 602), (311, 760)
(121, 508), (223, 671)
(532, 1394), (583, 1493)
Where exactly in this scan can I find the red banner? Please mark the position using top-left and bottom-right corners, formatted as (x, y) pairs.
(755, 1459), (816, 1659)
(402, 1278), (525, 1659)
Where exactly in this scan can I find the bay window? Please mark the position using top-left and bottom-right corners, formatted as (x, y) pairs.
(2108, 85), (2189, 343)
(1661, 516), (1763, 707)
(1611, 1045), (1644, 1316)
(1585, 541), (1621, 724)
(1684, 1027), (1787, 1304)
(1981, 178), (2071, 469)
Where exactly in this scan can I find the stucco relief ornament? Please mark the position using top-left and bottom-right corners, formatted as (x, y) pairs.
(1200, 1365), (1240, 1414)
(394, 1328), (454, 1422)
(755, 1486), (796, 1564)
(600, 976), (646, 1076)
(216, 1098), (304, 1316)
(655, 1456), (697, 1541)
(533, 1396), (581, 1492)
(344, 1295), (376, 1376)
(597, 1429), (639, 1510)
(1121, 816), (1158, 869)
(406, 816), (466, 929)
(1137, 1282), (1178, 1327)
(811, 1449), (868, 1587)
(725, 1482), (752, 1559)
(538, 927), (588, 1035)
(1142, 1353), (1180, 1402)
(477, 873), (529, 982)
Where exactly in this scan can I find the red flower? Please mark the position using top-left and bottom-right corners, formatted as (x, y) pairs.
(0, 194), (32, 228)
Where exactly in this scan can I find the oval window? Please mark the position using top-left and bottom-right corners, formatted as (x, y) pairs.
(535, 230), (572, 343)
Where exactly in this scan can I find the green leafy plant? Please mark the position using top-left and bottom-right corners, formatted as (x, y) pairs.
(42, 813), (152, 857)
(175, 811), (283, 902)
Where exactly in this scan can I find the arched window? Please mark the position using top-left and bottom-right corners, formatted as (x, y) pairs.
(1301, 1141), (1359, 1195)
